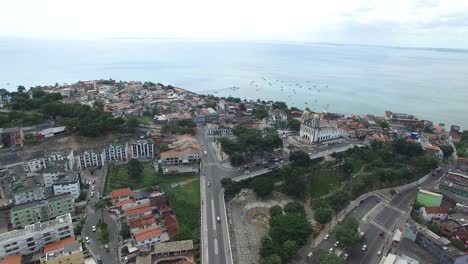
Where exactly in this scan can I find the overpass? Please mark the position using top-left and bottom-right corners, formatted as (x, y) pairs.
(232, 143), (364, 182)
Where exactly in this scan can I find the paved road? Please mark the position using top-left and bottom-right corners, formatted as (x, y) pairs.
(82, 167), (120, 264)
(197, 126), (237, 264)
(311, 165), (450, 264)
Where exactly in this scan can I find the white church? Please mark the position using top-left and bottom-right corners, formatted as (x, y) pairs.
(299, 111), (346, 143)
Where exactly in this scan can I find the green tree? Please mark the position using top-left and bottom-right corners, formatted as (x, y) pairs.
(281, 240), (299, 262)
(314, 206), (333, 225)
(287, 119), (301, 131)
(284, 201), (306, 215)
(289, 150), (311, 166)
(392, 138), (424, 157)
(283, 169), (306, 197)
(260, 254), (282, 264)
(121, 246), (129, 255)
(259, 235), (277, 258)
(128, 159), (144, 178)
(450, 239), (466, 251)
(314, 249), (345, 264)
(120, 222), (131, 239)
(270, 205), (283, 217)
(221, 178), (241, 197)
(334, 217), (360, 248)
(254, 106), (269, 120)
(17, 85), (26, 93)
(251, 177), (274, 197)
(439, 145), (454, 158)
(269, 211), (312, 246)
(126, 117), (140, 132)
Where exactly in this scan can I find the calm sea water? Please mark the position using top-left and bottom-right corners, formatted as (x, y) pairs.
(1, 39), (467, 128)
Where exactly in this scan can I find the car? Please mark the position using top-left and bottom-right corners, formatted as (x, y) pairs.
(244, 165), (250, 169)
(334, 241), (340, 247)
(91, 186), (95, 191)
(105, 244), (109, 252)
(329, 248), (334, 253)
(91, 191), (94, 198)
(275, 162), (280, 165)
(97, 257), (103, 264)
(85, 237), (91, 243)
(207, 182), (211, 187)
(344, 253), (349, 259)
(244, 170), (250, 174)
(261, 161), (268, 165)
(324, 233), (330, 240)
(362, 245), (367, 251)
(92, 225), (96, 232)
(93, 180), (96, 184)
(280, 160), (285, 163)
(201, 143), (204, 146)
(255, 163), (260, 166)
(216, 216), (221, 223)
(377, 250), (382, 256)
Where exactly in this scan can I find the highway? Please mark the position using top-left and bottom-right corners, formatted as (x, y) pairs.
(197, 127), (236, 264)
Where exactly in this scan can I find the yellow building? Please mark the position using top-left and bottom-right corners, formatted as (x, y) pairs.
(40, 237), (84, 264)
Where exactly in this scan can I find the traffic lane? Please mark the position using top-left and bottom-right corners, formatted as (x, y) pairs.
(348, 224), (383, 264)
(391, 187), (417, 210)
(348, 195), (381, 220)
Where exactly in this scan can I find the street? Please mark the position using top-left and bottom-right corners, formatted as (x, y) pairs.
(82, 167), (121, 264)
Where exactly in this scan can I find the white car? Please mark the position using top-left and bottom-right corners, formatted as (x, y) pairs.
(329, 247), (334, 253)
(244, 170), (250, 174)
(216, 216), (221, 223)
(362, 245), (367, 251)
(207, 182), (211, 187)
(334, 241), (340, 247)
(92, 225), (96, 232)
(85, 237), (91, 244)
(324, 233), (330, 240)
(377, 250), (382, 256)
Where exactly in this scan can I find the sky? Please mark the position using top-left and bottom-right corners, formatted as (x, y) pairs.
(1, 0), (468, 48)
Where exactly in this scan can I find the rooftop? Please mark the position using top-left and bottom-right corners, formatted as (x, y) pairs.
(110, 188), (133, 199)
(124, 203), (152, 217)
(134, 225), (162, 243)
(418, 189), (443, 197)
(129, 215), (157, 229)
(11, 193), (72, 212)
(0, 254), (21, 264)
(43, 236), (76, 253)
(152, 240), (194, 254)
(0, 214), (72, 243)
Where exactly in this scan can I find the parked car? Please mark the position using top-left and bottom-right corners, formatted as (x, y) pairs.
(329, 248), (334, 253)
(377, 250), (382, 256)
(92, 225), (96, 232)
(334, 241), (340, 247)
(244, 170), (250, 174)
(105, 244), (109, 252)
(362, 245), (367, 251)
(324, 233), (330, 240)
(85, 237), (91, 244)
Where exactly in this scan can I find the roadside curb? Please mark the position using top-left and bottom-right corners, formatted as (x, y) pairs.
(221, 190), (234, 264)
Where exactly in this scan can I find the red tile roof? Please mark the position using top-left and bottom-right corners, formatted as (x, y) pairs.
(163, 214), (180, 237)
(128, 215), (157, 229)
(110, 188), (132, 200)
(124, 203), (152, 217)
(0, 255), (21, 264)
(44, 237), (76, 253)
(133, 225), (162, 243)
(425, 207), (448, 215)
(116, 199), (135, 208)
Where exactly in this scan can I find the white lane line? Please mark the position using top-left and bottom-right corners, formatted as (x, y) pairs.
(214, 238), (219, 255)
(212, 199), (216, 231)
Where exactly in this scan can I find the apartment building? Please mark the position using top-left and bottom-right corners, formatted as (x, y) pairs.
(130, 140), (154, 159)
(14, 186), (46, 205)
(52, 175), (81, 199)
(10, 194), (75, 229)
(27, 150), (75, 173)
(0, 214), (74, 259)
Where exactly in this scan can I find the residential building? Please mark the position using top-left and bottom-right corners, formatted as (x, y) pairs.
(423, 144), (444, 160)
(104, 143), (128, 161)
(135, 240), (194, 264)
(159, 135), (201, 165)
(128, 215), (158, 233)
(267, 109), (288, 127)
(385, 111), (426, 131)
(416, 189), (443, 207)
(420, 207), (448, 222)
(299, 111), (346, 143)
(27, 150), (75, 173)
(10, 194), (75, 229)
(52, 175), (80, 199)
(14, 186), (45, 205)
(194, 108), (218, 124)
(40, 237), (84, 264)
(110, 188), (133, 205)
(0, 214), (74, 259)
(440, 172), (468, 197)
(124, 203), (152, 220)
(78, 149), (104, 169)
(133, 225), (169, 248)
(79, 143), (128, 169)
(131, 140), (154, 159)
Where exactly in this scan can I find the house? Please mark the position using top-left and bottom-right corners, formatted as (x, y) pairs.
(163, 213), (180, 238)
(133, 225), (169, 248)
(40, 236), (84, 264)
(135, 240), (194, 264)
(267, 109), (288, 127)
(128, 215), (158, 233)
(110, 188), (133, 205)
(423, 144), (444, 160)
(420, 207), (449, 221)
(124, 203), (152, 220)
(194, 108), (218, 124)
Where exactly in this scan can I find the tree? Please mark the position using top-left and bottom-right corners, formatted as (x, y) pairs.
(439, 145), (454, 158)
(221, 178), (241, 197)
(259, 235), (277, 258)
(251, 177), (274, 197)
(120, 222), (131, 239)
(314, 249), (345, 264)
(314, 206), (333, 225)
(128, 159), (144, 178)
(289, 150), (311, 166)
(288, 119), (301, 131)
(281, 240), (299, 262)
(392, 138), (424, 157)
(254, 107), (268, 120)
(259, 254), (282, 264)
(326, 191), (351, 212)
(450, 239), (466, 251)
(284, 201), (305, 215)
(94, 200), (105, 222)
(270, 205), (283, 217)
(334, 217), (360, 248)
(283, 169), (306, 197)
(121, 246), (129, 255)
(126, 117), (139, 132)
(17, 85), (26, 93)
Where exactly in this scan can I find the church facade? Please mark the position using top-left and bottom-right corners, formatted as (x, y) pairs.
(299, 111), (346, 143)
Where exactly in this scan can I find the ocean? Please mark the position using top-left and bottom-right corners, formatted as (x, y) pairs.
(1, 39), (467, 128)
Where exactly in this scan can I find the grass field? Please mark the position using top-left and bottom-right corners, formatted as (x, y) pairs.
(137, 116), (154, 124)
(307, 169), (343, 198)
(104, 162), (197, 195)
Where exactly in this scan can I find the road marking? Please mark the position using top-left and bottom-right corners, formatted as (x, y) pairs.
(362, 203), (384, 222)
(370, 218), (392, 235)
(212, 199), (216, 231)
(214, 238), (219, 255)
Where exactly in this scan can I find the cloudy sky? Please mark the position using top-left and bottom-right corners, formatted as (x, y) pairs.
(1, 0), (468, 48)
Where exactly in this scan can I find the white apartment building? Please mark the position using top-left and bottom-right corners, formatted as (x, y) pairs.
(27, 150), (75, 172)
(0, 214), (74, 259)
(78, 150), (105, 170)
(131, 140), (154, 159)
(105, 143), (128, 161)
(53, 180), (80, 199)
(299, 111), (346, 143)
(79, 144), (128, 169)
(14, 186), (46, 205)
